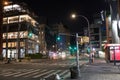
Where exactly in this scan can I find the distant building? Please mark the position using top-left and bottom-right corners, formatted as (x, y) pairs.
(90, 13), (106, 51)
(51, 23), (70, 53)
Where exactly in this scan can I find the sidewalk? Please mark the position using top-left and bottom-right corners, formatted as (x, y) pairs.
(66, 58), (120, 80)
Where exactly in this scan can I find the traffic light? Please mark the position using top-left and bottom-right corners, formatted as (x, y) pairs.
(69, 46), (77, 50)
(69, 45), (77, 55)
(69, 46), (72, 50)
(74, 46), (77, 51)
(56, 35), (61, 41)
(28, 31), (33, 38)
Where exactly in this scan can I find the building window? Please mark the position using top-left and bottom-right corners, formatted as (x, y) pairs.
(8, 32), (17, 39)
(3, 33), (7, 39)
(20, 42), (25, 47)
(3, 18), (8, 24)
(4, 4), (22, 12)
(3, 43), (6, 48)
(8, 16), (19, 23)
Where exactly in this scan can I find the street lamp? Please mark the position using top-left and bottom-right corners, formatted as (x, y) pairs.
(71, 13), (90, 78)
(71, 14), (91, 49)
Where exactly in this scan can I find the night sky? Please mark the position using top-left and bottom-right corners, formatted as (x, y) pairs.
(10, 0), (106, 33)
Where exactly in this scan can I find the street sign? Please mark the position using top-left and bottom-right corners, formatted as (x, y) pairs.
(82, 36), (89, 43)
(78, 36), (89, 44)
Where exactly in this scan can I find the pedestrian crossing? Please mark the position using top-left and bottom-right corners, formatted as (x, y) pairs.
(0, 68), (70, 79)
(30, 61), (76, 66)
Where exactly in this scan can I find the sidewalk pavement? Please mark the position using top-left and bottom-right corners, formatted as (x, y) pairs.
(66, 58), (120, 80)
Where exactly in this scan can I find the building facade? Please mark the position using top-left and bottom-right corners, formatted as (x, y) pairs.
(2, 3), (41, 59)
(89, 13), (106, 51)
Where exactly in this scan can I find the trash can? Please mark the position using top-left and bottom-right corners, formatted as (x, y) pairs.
(70, 66), (79, 79)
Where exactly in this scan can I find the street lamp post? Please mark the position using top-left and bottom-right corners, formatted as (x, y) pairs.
(71, 14), (91, 49)
(71, 13), (90, 78)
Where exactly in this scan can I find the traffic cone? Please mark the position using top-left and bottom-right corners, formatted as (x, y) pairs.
(55, 74), (61, 80)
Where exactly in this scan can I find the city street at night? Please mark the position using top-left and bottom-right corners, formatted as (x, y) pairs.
(0, 57), (87, 80)
(1, 58), (120, 80)
(1, 0), (120, 80)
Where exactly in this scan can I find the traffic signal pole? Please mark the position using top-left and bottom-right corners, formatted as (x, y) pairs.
(76, 33), (81, 77)
(58, 33), (81, 77)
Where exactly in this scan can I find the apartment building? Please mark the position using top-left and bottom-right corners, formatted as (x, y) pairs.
(2, 3), (41, 59)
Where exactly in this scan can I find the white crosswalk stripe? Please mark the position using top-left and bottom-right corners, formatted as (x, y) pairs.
(14, 69), (40, 77)
(0, 69), (70, 79)
(3, 69), (33, 77)
(32, 70), (55, 78)
(24, 69), (47, 78)
(59, 70), (69, 76)
(4, 72), (21, 76)
(44, 70), (61, 79)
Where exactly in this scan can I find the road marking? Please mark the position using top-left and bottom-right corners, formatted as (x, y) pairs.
(0, 68), (70, 79)
(13, 69), (40, 77)
(33, 70), (55, 78)
(24, 69), (47, 77)
(59, 70), (69, 76)
(4, 72), (21, 76)
(3, 69), (32, 76)
(44, 70), (61, 78)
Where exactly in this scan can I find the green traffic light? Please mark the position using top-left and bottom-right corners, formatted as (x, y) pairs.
(56, 36), (60, 41)
(74, 46), (77, 50)
(28, 31), (32, 37)
(69, 46), (72, 50)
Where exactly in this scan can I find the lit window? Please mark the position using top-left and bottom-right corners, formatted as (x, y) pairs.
(3, 43), (6, 48)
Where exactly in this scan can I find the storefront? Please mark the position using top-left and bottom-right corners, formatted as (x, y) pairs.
(104, 44), (120, 65)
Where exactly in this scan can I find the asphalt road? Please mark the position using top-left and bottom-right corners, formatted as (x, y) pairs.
(0, 59), (80, 80)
